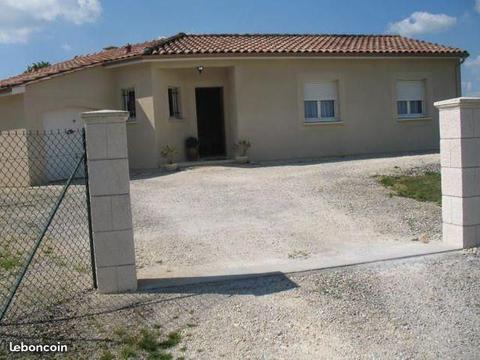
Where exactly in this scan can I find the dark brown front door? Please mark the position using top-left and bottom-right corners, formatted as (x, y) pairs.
(195, 87), (226, 158)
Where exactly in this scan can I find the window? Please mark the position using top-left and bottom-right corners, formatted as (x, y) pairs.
(304, 81), (339, 123)
(168, 87), (182, 118)
(396, 80), (426, 118)
(121, 88), (136, 119)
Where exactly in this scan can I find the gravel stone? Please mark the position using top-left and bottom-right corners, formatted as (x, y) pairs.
(4, 153), (479, 360)
(130, 153), (442, 270)
(3, 250), (478, 359)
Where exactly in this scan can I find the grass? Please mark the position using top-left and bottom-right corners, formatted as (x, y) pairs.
(158, 332), (182, 349)
(0, 235), (61, 272)
(377, 171), (441, 205)
(120, 344), (137, 359)
(0, 243), (22, 271)
(0, 254), (21, 271)
(99, 351), (115, 360)
(110, 326), (182, 359)
(288, 249), (310, 259)
(0, 235), (73, 272)
(138, 329), (159, 352)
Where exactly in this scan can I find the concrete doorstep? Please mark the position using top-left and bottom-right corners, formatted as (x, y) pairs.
(177, 159), (236, 169)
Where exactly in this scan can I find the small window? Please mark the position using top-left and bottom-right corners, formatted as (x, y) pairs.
(396, 80), (426, 118)
(397, 101), (408, 115)
(409, 100), (423, 114)
(320, 100), (335, 118)
(304, 81), (339, 123)
(168, 87), (182, 118)
(304, 101), (318, 118)
(121, 88), (136, 119)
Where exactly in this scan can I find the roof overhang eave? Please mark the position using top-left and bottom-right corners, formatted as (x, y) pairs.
(0, 85), (25, 97)
(103, 51), (469, 68)
(0, 49), (468, 89)
(0, 62), (110, 91)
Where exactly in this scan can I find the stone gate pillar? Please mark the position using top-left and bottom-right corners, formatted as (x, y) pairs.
(435, 97), (480, 248)
(82, 110), (137, 293)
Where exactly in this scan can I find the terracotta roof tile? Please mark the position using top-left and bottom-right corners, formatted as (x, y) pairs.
(0, 40), (156, 90)
(149, 34), (467, 57)
(0, 33), (468, 90)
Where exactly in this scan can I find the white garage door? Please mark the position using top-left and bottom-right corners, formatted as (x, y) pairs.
(42, 108), (89, 182)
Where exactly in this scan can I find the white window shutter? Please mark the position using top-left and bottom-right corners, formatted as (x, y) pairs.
(396, 80), (425, 101)
(304, 81), (338, 101)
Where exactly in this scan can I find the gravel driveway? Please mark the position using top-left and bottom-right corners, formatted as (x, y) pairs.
(15, 249), (478, 359)
(130, 153), (442, 275)
(165, 249), (480, 360)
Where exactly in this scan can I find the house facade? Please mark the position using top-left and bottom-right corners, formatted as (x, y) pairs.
(0, 33), (468, 171)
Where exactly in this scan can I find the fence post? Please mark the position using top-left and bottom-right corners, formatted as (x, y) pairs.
(435, 97), (480, 248)
(81, 110), (137, 293)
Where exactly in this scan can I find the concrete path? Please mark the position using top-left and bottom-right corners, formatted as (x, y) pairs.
(138, 240), (458, 289)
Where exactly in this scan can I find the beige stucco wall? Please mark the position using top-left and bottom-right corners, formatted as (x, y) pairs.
(24, 67), (116, 130)
(21, 67), (117, 182)
(112, 64), (157, 169)
(0, 56), (459, 170)
(0, 65), (159, 170)
(0, 129), (31, 187)
(152, 68), (191, 163)
(232, 58), (458, 161)
(0, 93), (26, 130)
(151, 66), (235, 162)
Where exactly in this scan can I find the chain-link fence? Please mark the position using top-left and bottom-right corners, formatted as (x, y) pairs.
(0, 129), (95, 325)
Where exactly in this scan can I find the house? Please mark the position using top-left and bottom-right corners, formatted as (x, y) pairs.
(0, 33), (468, 175)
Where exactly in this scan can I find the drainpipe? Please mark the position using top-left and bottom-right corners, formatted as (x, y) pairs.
(456, 57), (467, 97)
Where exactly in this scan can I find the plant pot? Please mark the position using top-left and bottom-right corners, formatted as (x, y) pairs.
(163, 163), (178, 171)
(186, 147), (199, 161)
(235, 156), (249, 164)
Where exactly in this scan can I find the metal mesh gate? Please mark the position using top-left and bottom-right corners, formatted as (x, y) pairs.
(0, 129), (95, 325)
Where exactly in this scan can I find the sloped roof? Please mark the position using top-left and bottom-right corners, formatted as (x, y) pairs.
(0, 33), (468, 90)
(0, 41), (155, 90)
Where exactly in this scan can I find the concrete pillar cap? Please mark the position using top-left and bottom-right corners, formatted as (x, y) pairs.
(434, 97), (480, 109)
(81, 110), (129, 123)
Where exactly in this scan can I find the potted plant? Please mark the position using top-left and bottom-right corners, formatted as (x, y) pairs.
(160, 145), (178, 171)
(185, 136), (199, 161)
(234, 140), (251, 164)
